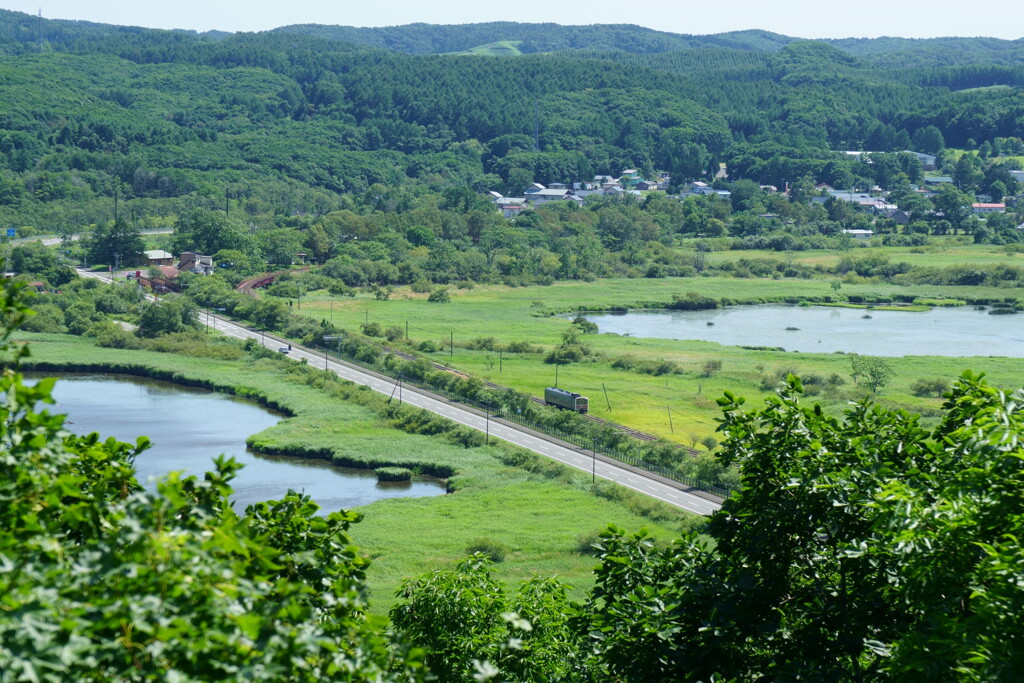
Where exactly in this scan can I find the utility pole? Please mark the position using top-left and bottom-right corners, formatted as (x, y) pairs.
(324, 335), (342, 370)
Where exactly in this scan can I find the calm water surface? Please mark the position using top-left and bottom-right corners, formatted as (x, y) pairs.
(581, 305), (1024, 357)
(33, 374), (445, 513)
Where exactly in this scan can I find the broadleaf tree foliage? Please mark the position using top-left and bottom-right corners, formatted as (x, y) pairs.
(0, 280), (425, 681)
(390, 374), (1024, 681)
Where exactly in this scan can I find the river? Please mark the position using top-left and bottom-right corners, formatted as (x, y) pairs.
(31, 373), (446, 513)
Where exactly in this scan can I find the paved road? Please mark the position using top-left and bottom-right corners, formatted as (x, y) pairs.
(33, 228), (172, 248)
(80, 269), (723, 515)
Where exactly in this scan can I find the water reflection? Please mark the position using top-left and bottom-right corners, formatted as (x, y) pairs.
(29, 373), (446, 513)
(579, 305), (1024, 357)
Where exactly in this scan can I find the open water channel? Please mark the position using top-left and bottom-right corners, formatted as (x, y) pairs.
(30, 373), (446, 514)
(580, 305), (1024, 357)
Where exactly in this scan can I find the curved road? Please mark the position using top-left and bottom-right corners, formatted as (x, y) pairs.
(80, 269), (722, 515)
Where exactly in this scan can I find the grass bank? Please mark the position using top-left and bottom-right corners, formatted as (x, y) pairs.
(18, 332), (694, 613)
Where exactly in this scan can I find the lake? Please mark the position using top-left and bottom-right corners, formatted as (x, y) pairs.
(31, 373), (446, 513)
(580, 305), (1024, 357)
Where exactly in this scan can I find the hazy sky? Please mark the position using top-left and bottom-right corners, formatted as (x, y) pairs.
(1, 0), (1021, 40)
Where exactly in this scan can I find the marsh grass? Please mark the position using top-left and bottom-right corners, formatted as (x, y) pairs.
(18, 332), (691, 614)
(295, 277), (1022, 443)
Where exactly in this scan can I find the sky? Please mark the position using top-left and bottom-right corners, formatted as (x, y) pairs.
(0, 0), (1021, 40)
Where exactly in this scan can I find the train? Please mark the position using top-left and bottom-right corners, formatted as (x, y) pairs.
(544, 387), (589, 414)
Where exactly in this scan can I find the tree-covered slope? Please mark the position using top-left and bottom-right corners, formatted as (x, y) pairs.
(0, 10), (1021, 235)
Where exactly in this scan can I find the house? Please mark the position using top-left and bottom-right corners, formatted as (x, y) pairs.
(902, 151), (937, 171)
(637, 180), (660, 191)
(524, 183), (546, 195)
(924, 176), (954, 185)
(618, 169), (644, 189)
(814, 191), (892, 213)
(497, 198), (526, 218)
(178, 252), (214, 275)
(1009, 170), (1024, 186)
(885, 209), (911, 225)
(689, 181), (715, 195)
(972, 203), (1006, 214)
(842, 229), (874, 240)
(525, 188), (571, 206)
(144, 249), (174, 267)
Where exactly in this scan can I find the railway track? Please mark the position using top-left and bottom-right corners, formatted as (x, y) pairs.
(235, 267), (311, 296)
(377, 343), (687, 449)
(237, 271), (695, 455)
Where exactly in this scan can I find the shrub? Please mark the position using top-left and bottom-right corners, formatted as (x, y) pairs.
(466, 337), (498, 351)
(384, 325), (404, 342)
(910, 378), (949, 398)
(506, 340), (540, 353)
(375, 467), (412, 482)
(328, 281), (355, 297)
(668, 292), (718, 311)
(700, 360), (722, 377)
(575, 531), (603, 555)
(360, 322), (382, 337)
(417, 340), (439, 353)
(427, 288), (450, 303)
(571, 315), (598, 334)
(465, 538), (509, 563)
(410, 280), (434, 294)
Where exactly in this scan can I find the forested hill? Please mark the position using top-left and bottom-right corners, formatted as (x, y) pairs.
(272, 22), (1024, 65)
(270, 22), (800, 55)
(0, 8), (1022, 235)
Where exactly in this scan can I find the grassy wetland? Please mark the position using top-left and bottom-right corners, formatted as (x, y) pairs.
(19, 332), (693, 613)
(292, 270), (1023, 443)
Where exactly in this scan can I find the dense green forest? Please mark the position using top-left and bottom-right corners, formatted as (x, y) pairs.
(0, 10), (1021, 282)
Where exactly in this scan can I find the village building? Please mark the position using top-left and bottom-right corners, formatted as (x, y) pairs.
(178, 252), (214, 275)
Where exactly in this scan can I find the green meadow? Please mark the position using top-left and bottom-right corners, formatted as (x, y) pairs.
(294, 275), (1023, 442)
(18, 332), (692, 614)
(706, 241), (1024, 270)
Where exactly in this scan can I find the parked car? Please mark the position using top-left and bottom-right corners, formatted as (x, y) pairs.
(278, 346), (290, 354)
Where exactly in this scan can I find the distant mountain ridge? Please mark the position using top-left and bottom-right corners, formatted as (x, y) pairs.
(0, 9), (1020, 66)
(270, 21), (1023, 64)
